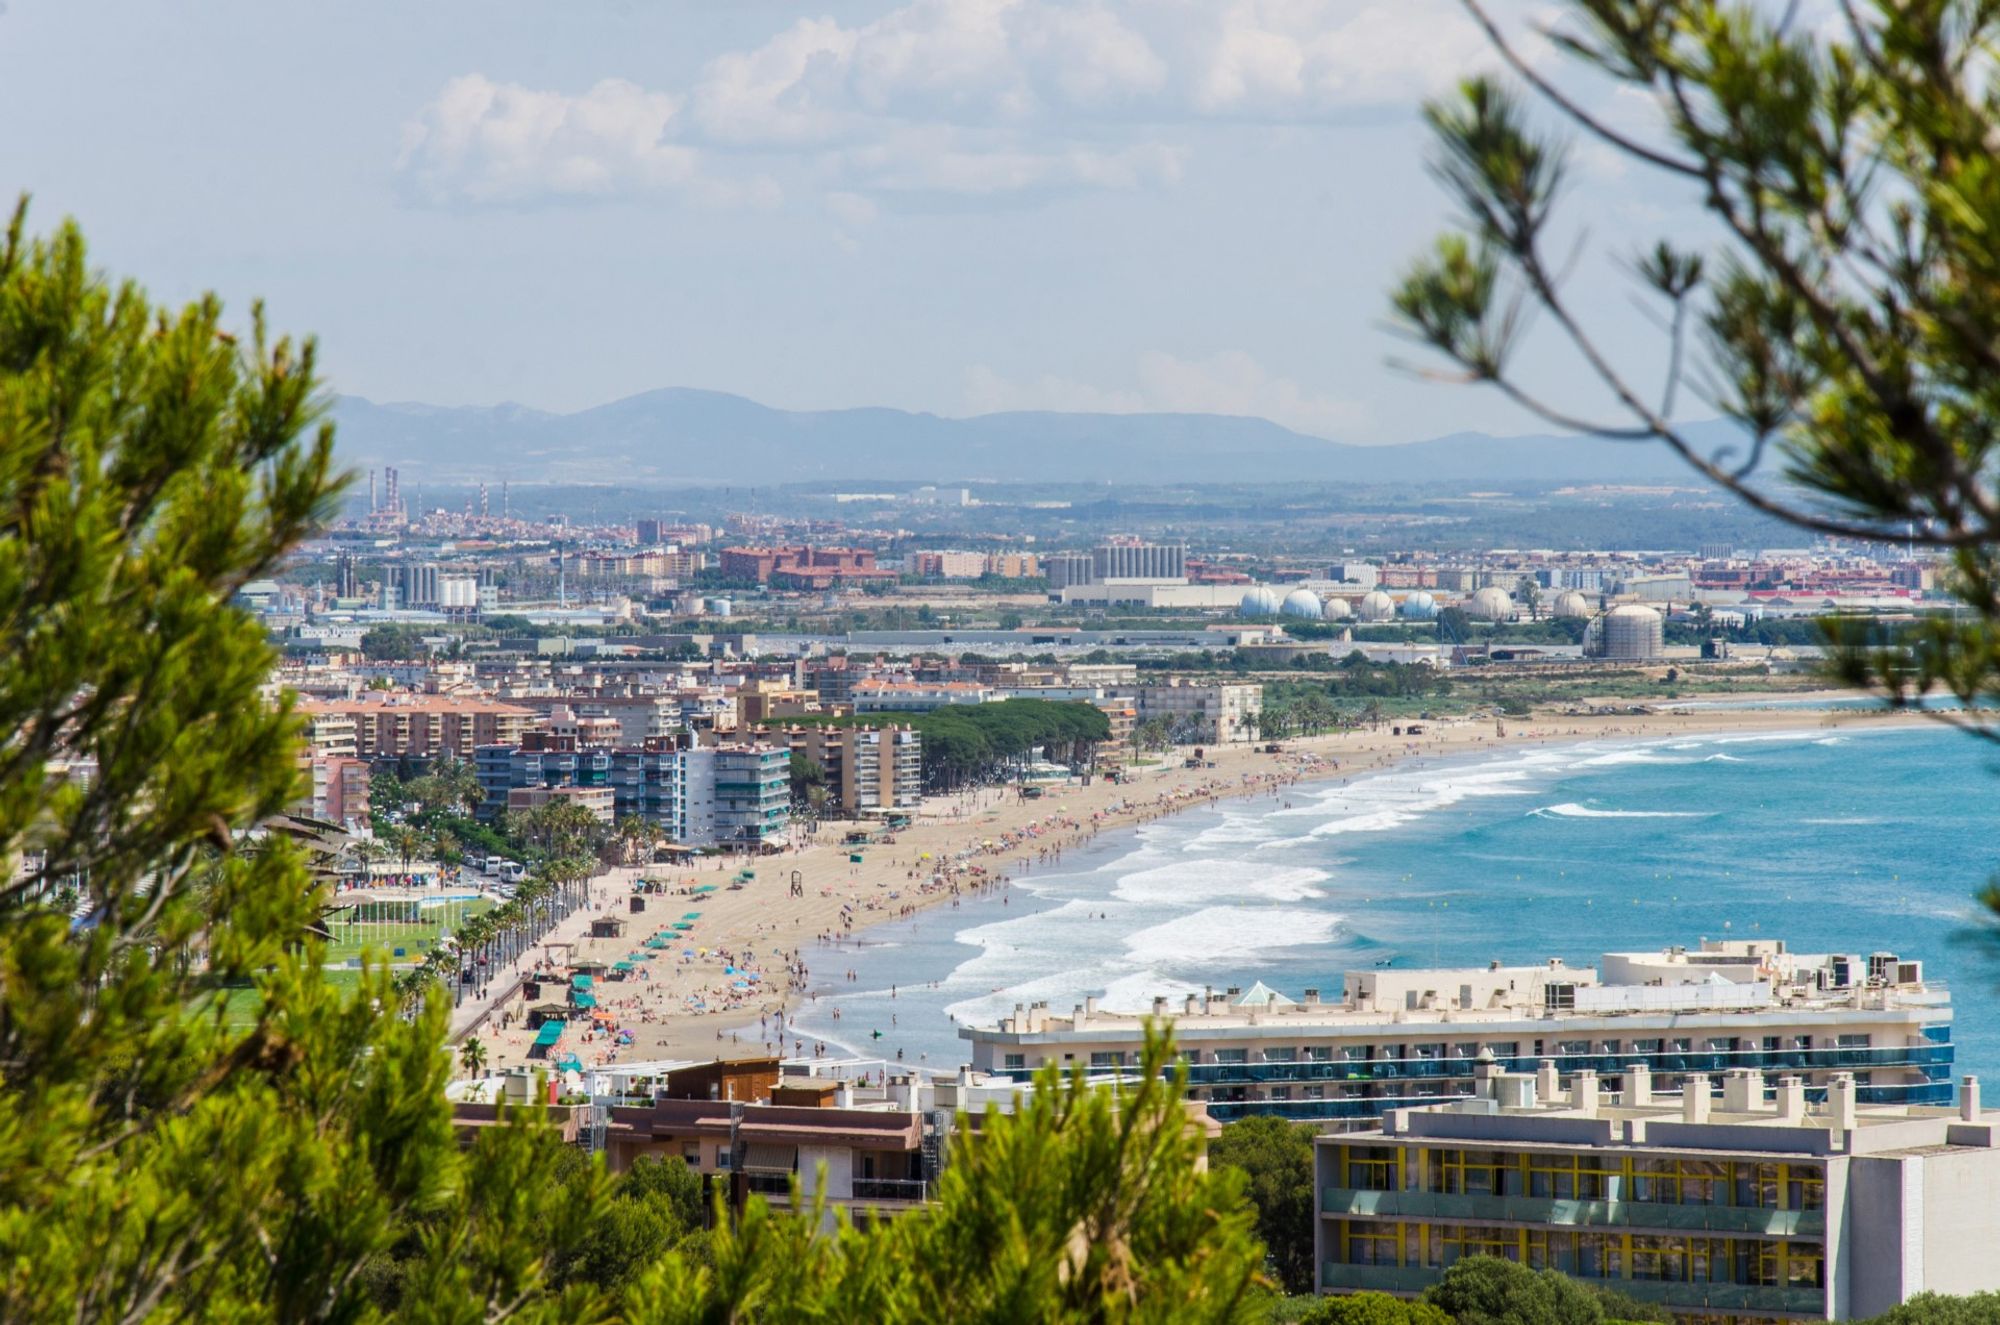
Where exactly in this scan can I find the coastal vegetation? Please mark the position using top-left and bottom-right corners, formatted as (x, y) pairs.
(1393, 4), (2000, 755)
(785, 697), (1112, 791)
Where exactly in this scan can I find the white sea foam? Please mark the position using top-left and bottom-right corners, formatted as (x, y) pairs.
(1122, 906), (1341, 968)
(1113, 860), (1329, 906)
(1534, 802), (1710, 820)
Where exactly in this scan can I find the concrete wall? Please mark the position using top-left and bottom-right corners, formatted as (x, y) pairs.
(1848, 1155), (1913, 1319)
(1918, 1147), (2000, 1300)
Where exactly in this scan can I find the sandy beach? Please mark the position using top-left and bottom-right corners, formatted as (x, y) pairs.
(460, 694), (1929, 1073)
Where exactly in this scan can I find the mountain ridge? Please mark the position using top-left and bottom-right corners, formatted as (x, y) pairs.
(331, 387), (1720, 487)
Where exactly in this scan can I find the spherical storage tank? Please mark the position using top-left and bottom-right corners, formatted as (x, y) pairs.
(1399, 591), (1439, 620)
(1600, 603), (1664, 660)
(1239, 586), (1282, 617)
(1320, 596), (1353, 621)
(1552, 590), (1591, 620)
(1280, 588), (1324, 620)
(1468, 587), (1515, 621)
(1356, 590), (1397, 622)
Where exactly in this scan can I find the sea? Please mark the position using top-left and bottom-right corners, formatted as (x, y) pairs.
(786, 720), (2000, 1081)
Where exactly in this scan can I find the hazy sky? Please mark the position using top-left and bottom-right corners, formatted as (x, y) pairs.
(0, 1), (1700, 444)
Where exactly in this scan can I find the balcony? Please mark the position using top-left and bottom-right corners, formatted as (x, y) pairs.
(1180, 1043), (1951, 1090)
(1321, 1188), (1825, 1238)
(1318, 1263), (1824, 1316)
(849, 1178), (928, 1204)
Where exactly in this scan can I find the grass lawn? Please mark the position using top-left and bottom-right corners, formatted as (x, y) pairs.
(321, 898), (493, 965)
(212, 969), (366, 1028)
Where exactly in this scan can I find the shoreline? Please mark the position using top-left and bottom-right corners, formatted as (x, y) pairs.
(466, 694), (1931, 1073)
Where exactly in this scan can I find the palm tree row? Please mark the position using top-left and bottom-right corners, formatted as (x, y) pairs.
(395, 856), (595, 1005)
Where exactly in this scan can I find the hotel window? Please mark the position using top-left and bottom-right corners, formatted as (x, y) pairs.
(1302, 1045), (1332, 1061)
(1526, 1230), (1575, 1272)
(1213, 1049), (1248, 1064)
(1339, 1046), (1369, 1062)
(1670, 1037), (1693, 1054)
(1451, 1042), (1481, 1059)
(717, 1149), (733, 1170)
(1574, 1232), (1623, 1279)
(1633, 1038), (1664, 1055)
(1176, 1049), (1201, 1065)
(1679, 1159), (1725, 1205)
(1762, 1036), (1782, 1052)
(1486, 1041), (1520, 1059)
(1346, 1226), (1400, 1266)
(1787, 1242), (1827, 1289)
(1599, 1039), (1620, 1055)
(1556, 1040), (1591, 1056)
(1268, 1086), (1291, 1101)
(1528, 1155), (1575, 1199)
(1431, 1225), (1520, 1267)
(1415, 1042), (1445, 1059)
(1788, 1167), (1827, 1211)
(1089, 1051), (1126, 1069)
(1733, 1162), (1781, 1208)
(1303, 1085), (1325, 1101)
(1630, 1235), (1688, 1282)
(1705, 1037), (1738, 1053)
(1263, 1047), (1297, 1062)
(1436, 1149), (1512, 1196)
(1791, 1035), (1813, 1051)
(1003, 1054), (1025, 1071)
(1346, 1148), (1399, 1191)
(1838, 1033), (1871, 1048)
(1576, 1158), (1622, 1200)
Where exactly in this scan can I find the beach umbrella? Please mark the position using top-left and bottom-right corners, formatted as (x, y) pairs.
(682, 912), (702, 920)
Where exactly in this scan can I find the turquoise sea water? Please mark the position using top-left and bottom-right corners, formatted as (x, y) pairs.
(790, 722), (2000, 1079)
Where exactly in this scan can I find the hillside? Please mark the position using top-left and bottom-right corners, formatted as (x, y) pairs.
(331, 387), (1724, 487)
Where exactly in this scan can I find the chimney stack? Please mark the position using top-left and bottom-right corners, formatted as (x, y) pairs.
(1153, 996), (1168, 1018)
(1627, 1063), (1653, 1108)
(1573, 1070), (1600, 1116)
(1536, 1060), (1560, 1102)
(1723, 1068), (1764, 1113)
(1964, 1075), (1983, 1122)
(1775, 1076), (1806, 1124)
(1184, 994), (1200, 1017)
(1830, 1073), (1858, 1130)
(1684, 1074), (1712, 1123)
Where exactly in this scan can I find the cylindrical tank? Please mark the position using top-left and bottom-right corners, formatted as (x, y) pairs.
(1280, 589), (1324, 620)
(1600, 604), (1664, 659)
(1399, 591), (1439, 620)
(1469, 587), (1514, 621)
(1552, 590), (1591, 620)
(1238, 586), (1282, 617)
(1356, 590), (1396, 621)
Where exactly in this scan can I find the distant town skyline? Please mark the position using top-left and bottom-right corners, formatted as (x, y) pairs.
(0, 0), (1700, 445)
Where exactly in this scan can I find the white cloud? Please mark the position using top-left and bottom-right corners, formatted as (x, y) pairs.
(398, 0), (1527, 208)
(964, 350), (1368, 438)
(398, 74), (774, 206)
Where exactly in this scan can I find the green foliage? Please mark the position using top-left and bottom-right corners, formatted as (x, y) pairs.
(1422, 1255), (1602, 1325)
(0, 197), (473, 1320)
(1392, 1), (2000, 931)
(1299, 1292), (1452, 1325)
(1209, 1115), (1318, 1294)
(790, 751), (826, 800)
(1856, 1292), (2000, 1325)
(789, 698), (1113, 791)
(361, 623), (432, 659)
(621, 1030), (1266, 1324)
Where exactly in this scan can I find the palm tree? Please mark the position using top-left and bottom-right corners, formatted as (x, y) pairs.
(459, 1036), (488, 1079)
(389, 824), (422, 878)
(616, 815), (654, 866)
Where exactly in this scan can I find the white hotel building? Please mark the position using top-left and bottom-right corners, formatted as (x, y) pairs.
(959, 940), (1954, 1126)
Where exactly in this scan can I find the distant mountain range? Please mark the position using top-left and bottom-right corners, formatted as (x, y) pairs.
(330, 387), (1731, 488)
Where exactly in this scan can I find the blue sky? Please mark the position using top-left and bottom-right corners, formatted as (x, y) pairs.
(0, 0), (1697, 444)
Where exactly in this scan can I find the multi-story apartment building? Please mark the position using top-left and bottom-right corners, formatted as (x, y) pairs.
(296, 694), (536, 760)
(1315, 1060), (2000, 1320)
(783, 725), (924, 814)
(908, 550), (987, 579)
(676, 745), (790, 849)
(852, 679), (994, 713)
(1129, 680), (1263, 743)
(985, 552), (1040, 579)
(961, 940), (1953, 1127)
(583, 1058), (1217, 1228)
